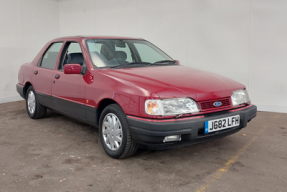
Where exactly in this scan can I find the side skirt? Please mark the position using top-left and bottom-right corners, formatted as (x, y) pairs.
(36, 91), (98, 127)
(36, 91), (53, 108)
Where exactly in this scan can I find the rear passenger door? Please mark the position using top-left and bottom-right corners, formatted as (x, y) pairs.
(52, 42), (87, 120)
(32, 42), (63, 108)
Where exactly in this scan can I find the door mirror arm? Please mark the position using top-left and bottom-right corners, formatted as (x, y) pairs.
(81, 65), (87, 75)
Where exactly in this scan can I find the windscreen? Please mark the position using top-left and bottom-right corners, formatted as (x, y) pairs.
(86, 39), (173, 68)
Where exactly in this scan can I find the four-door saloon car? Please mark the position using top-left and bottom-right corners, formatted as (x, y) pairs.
(17, 36), (257, 158)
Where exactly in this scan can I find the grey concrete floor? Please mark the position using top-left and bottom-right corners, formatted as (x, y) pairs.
(0, 101), (286, 192)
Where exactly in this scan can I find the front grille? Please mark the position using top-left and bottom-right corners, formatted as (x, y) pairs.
(199, 97), (231, 111)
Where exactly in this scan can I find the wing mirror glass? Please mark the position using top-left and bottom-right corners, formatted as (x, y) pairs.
(64, 64), (82, 74)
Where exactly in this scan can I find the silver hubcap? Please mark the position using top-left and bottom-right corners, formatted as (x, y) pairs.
(27, 90), (36, 114)
(102, 113), (123, 151)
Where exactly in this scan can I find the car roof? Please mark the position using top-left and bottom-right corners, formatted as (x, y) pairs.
(52, 36), (143, 41)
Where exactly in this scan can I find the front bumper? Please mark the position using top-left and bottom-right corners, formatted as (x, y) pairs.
(127, 105), (257, 150)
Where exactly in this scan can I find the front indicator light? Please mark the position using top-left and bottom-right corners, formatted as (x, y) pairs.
(145, 100), (164, 115)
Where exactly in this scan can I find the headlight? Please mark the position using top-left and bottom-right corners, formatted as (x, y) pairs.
(231, 89), (250, 106)
(145, 98), (199, 116)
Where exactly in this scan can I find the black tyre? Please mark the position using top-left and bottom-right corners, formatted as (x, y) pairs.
(99, 104), (137, 159)
(26, 86), (47, 119)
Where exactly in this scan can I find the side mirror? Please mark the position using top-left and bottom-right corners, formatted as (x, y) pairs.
(64, 64), (82, 74)
(174, 60), (180, 65)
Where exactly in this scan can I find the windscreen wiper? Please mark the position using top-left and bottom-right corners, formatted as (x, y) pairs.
(127, 62), (151, 65)
(107, 62), (151, 69)
(150, 60), (176, 65)
(108, 65), (122, 68)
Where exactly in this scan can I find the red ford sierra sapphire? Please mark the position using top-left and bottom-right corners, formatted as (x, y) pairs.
(17, 36), (257, 158)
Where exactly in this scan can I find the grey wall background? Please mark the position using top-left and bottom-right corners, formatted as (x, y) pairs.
(0, 0), (59, 102)
(1, 0), (286, 113)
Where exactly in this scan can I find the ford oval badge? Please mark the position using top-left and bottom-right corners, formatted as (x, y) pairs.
(213, 101), (222, 107)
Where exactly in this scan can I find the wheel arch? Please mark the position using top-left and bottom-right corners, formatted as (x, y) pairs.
(96, 98), (118, 126)
(23, 82), (33, 99)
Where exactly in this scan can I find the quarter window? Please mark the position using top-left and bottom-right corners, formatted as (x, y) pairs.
(40, 42), (63, 69)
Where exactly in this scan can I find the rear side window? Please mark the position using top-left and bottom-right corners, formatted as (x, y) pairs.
(40, 42), (63, 69)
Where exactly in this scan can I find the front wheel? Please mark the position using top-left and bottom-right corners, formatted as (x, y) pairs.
(26, 86), (47, 119)
(99, 104), (137, 159)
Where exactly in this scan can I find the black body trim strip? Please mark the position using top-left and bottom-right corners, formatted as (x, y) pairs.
(35, 91), (98, 127)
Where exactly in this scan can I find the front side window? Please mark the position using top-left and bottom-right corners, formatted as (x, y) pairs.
(58, 42), (85, 70)
(86, 39), (173, 68)
(40, 42), (63, 70)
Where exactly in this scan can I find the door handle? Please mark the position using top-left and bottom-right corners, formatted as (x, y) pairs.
(34, 70), (38, 74)
(55, 74), (60, 79)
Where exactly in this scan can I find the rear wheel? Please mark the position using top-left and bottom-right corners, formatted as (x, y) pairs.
(26, 86), (47, 119)
(99, 104), (137, 159)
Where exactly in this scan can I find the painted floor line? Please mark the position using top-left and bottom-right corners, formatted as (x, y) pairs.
(195, 121), (271, 192)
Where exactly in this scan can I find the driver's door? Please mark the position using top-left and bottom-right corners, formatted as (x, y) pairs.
(52, 41), (86, 120)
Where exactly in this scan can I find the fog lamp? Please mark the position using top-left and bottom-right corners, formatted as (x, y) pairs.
(163, 135), (181, 143)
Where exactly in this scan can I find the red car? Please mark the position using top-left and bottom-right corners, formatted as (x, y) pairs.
(17, 36), (257, 158)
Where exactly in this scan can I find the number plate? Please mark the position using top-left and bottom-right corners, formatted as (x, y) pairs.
(204, 115), (240, 133)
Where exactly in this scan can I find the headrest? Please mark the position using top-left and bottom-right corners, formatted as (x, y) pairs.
(68, 53), (84, 65)
(115, 51), (127, 61)
(100, 44), (115, 60)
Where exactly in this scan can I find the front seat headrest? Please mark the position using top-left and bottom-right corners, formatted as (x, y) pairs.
(68, 53), (84, 65)
(115, 51), (127, 61)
